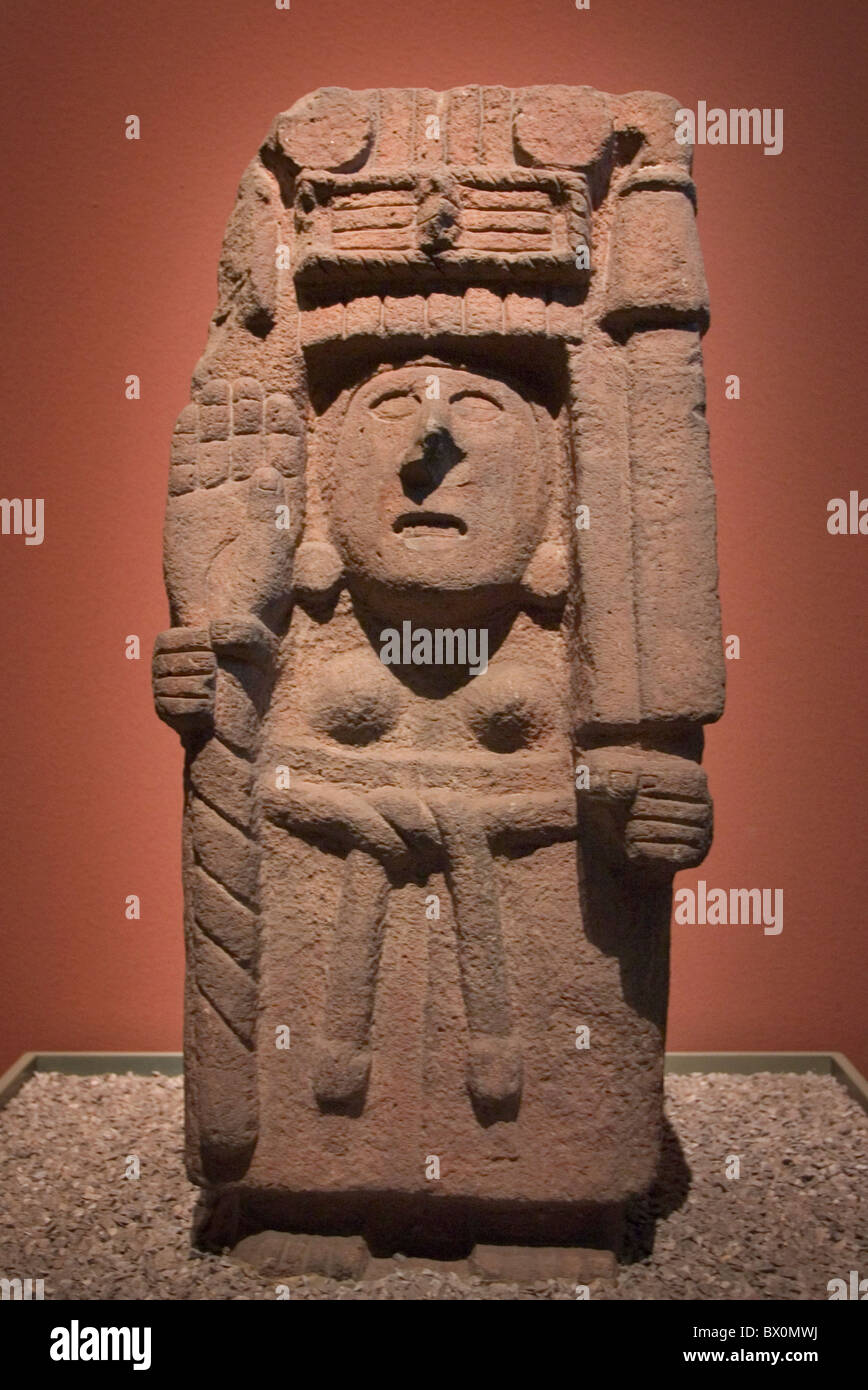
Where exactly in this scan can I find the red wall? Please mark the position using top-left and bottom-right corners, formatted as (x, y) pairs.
(1, 0), (865, 1073)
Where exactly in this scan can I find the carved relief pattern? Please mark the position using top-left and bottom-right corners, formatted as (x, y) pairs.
(153, 85), (723, 1245)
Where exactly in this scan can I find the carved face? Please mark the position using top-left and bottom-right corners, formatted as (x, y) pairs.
(330, 364), (548, 611)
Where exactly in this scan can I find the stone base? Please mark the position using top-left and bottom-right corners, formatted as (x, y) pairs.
(193, 1188), (626, 1266)
(230, 1229), (617, 1284)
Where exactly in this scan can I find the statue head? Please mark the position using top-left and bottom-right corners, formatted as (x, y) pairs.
(327, 360), (550, 618)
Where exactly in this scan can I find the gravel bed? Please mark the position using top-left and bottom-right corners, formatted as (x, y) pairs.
(0, 1071), (864, 1300)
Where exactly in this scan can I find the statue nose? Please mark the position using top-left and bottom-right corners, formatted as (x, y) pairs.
(399, 410), (459, 493)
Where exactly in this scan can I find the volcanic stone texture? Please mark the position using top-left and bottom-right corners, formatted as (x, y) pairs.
(153, 85), (724, 1253)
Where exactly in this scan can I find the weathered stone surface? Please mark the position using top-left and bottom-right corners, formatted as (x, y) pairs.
(469, 1244), (617, 1283)
(231, 1231), (617, 1285)
(234, 1231), (370, 1281)
(154, 85), (724, 1265)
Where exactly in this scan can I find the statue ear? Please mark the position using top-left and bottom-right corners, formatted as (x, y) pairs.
(522, 541), (570, 606)
(292, 539), (343, 602)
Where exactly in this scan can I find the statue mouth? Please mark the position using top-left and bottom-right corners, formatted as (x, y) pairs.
(393, 512), (467, 548)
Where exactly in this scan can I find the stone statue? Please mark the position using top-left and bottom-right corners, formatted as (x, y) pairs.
(154, 85), (724, 1272)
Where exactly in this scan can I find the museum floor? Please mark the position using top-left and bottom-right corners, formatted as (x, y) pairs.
(1, 1071), (864, 1300)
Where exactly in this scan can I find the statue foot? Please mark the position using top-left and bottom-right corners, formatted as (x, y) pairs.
(313, 1040), (371, 1107)
(467, 1035), (523, 1110)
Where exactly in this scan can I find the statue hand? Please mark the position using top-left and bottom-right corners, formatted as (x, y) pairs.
(205, 466), (296, 629)
(153, 628), (216, 734)
(580, 746), (712, 874)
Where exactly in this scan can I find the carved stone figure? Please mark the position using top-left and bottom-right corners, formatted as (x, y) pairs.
(154, 85), (724, 1269)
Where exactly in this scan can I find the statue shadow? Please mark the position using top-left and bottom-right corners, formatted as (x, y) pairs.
(620, 1112), (692, 1264)
(574, 832), (694, 1262)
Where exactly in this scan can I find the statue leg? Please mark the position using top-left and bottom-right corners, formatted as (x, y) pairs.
(428, 795), (522, 1115)
(313, 847), (390, 1107)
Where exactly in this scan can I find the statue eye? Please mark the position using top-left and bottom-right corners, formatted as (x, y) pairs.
(450, 392), (502, 422)
(370, 393), (418, 420)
